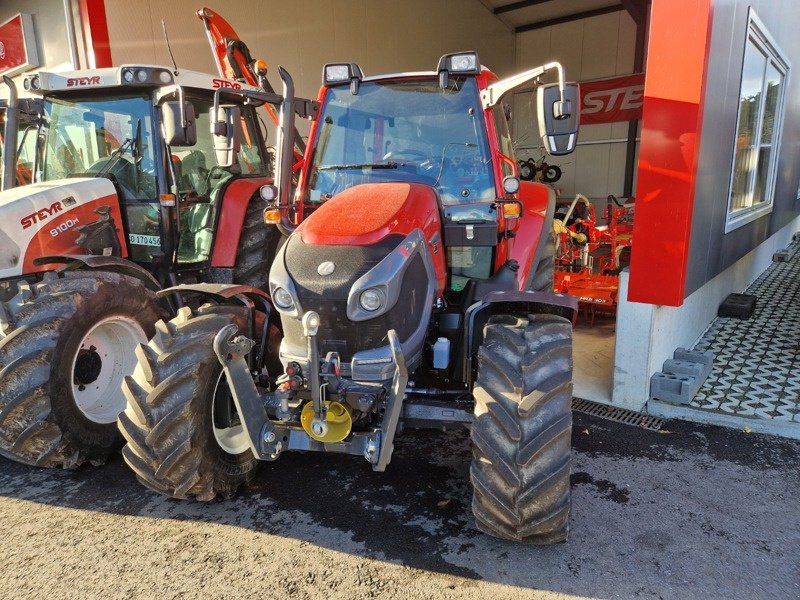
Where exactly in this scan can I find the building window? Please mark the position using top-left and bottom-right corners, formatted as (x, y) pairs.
(726, 9), (789, 233)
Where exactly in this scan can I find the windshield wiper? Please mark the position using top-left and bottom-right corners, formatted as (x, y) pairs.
(95, 136), (135, 176)
(317, 161), (398, 171)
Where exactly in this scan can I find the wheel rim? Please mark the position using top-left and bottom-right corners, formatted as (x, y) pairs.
(71, 316), (146, 424)
(212, 373), (250, 455)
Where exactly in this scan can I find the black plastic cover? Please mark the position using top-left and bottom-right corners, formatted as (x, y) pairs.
(443, 220), (498, 247)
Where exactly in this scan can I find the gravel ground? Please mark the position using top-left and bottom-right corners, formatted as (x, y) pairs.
(0, 412), (798, 600)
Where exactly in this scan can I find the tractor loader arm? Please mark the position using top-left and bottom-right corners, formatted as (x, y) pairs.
(197, 7), (307, 157)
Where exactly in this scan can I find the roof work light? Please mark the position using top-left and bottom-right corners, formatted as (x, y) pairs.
(322, 63), (364, 94)
(437, 51), (480, 88)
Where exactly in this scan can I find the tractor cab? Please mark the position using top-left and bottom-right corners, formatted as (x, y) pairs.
(15, 66), (272, 266)
(286, 52), (580, 303)
(303, 71), (497, 295)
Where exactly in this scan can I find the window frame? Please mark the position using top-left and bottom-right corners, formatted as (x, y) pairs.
(725, 9), (790, 233)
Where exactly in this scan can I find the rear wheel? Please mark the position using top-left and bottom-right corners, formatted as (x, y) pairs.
(119, 305), (259, 500)
(471, 313), (573, 543)
(232, 200), (283, 291)
(526, 230), (556, 292)
(0, 271), (160, 468)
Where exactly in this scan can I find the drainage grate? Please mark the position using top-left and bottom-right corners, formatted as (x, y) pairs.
(572, 398), (665, 431)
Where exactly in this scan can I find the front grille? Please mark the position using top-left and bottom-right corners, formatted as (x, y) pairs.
(282, 235), (428, 361)
(285, 235), (402, 298)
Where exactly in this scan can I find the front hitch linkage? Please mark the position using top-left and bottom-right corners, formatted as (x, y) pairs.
(212, 317), (408, 470)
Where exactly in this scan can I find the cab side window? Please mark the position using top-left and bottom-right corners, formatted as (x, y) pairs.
(170, 100), (267, 199)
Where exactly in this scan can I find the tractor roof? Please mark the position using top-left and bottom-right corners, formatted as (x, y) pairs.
(22, 65), (261, 96)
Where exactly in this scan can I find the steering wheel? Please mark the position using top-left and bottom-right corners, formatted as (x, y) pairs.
(88, 155), (137, 189)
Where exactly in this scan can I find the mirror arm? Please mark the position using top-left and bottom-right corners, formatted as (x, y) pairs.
(176, 85), (186, 130)
(480, 61), (567, 110)
(212, 87), (224, 136)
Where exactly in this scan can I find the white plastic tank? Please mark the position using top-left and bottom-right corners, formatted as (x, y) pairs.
(433, 337), (451, 369)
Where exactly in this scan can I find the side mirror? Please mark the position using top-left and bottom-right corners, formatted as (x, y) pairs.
(211, 106), (241, 168)
(161, 101), (197, 147)
(536, 82), (580, 156)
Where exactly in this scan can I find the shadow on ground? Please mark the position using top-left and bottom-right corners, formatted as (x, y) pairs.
(0, 412), (798, 599)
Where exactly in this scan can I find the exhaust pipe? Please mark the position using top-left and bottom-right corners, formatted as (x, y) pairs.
(2, 76), (19, 191)
(275, 67), (297, 235)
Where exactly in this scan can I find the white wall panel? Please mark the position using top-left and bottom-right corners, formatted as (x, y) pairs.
(103, 0), (516, 104)
(512, 10), (638, 201)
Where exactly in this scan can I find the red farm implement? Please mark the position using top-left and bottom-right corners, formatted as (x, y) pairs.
(554, 193), (634, 324)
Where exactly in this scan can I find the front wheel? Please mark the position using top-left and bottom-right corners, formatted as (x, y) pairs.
(471, 313), (573, 543)
(119, 305), (259, 500)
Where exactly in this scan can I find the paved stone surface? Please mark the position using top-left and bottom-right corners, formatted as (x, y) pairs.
(0, 413), (798, 599)
(688, 239), (800, 433)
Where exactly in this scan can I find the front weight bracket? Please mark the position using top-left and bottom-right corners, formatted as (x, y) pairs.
(213, 324), (280, 459)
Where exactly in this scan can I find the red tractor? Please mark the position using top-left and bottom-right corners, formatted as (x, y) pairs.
(120, 53), (580, 543)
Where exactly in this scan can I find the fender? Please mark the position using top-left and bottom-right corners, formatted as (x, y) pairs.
(156, 282), (276, 372)
(155, 281), (272, 304)
(210, 177), (272, 268)
(459, 290), (578, 386)
(509, 180), (556, 290)
(32, 255), (162, 291)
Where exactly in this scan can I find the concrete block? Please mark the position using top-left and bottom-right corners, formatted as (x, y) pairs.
(649, 347), (715, 405)
(773, 249), (790, 262)
(673, 347), (714, 368)
(717, 293), (757, 319)
(649, 372), (703, 405)
(773, 244), (798, 262)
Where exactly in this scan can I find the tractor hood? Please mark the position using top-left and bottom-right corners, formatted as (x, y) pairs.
(297, 182), (441, 247)
(0, 177), (124, 280)
(271, 182), (446, 380)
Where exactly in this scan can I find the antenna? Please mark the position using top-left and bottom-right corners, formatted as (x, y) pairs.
(162, 19), (179, 75)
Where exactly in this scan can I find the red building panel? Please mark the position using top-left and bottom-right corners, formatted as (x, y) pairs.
(628, 0), (713, 306)
(78, 0), (112, 69)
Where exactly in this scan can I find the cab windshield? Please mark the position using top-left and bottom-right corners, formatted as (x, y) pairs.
(307, 77), (494, 205)
(39, 95), (157, 200)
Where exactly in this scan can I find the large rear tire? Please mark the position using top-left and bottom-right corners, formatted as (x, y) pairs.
(232, 201), (282, 291)
(526, 231), (556, 292)
(471, 313), (573, 543)
(119, 305), (259, 500)
(0, 272), (161, 468)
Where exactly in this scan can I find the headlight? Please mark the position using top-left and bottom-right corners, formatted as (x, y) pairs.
(359, 288), (384, 312)
(273, 287), (295, 310)
(136, 69), (148, 82)
(122, 69), (135, 83)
